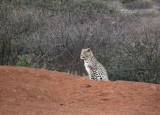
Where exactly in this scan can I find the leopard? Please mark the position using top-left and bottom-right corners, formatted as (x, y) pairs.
(80, 48), (108, 80)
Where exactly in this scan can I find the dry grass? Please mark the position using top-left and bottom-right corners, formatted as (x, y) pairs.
(0, 0), (160, 83)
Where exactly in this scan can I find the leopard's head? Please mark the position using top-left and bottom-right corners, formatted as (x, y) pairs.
(80, 48), (94, 60)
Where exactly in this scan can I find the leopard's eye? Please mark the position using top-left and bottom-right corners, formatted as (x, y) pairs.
(87, 48), (90, 52)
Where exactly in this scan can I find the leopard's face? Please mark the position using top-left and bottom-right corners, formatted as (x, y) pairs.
(80, 48), (94, 60)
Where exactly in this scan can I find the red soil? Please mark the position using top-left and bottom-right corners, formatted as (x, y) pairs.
(0, 66), (160, 115)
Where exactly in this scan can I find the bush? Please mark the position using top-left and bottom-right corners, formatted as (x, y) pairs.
(124, 1), (152, 10)
(0, 0), (160, 84)
(153, 0), (160, 3)
(16, 55), (31, 67)
(120, 0), (136, 4)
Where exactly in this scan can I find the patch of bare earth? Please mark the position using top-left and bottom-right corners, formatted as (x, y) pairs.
(0, 66), (160, 115)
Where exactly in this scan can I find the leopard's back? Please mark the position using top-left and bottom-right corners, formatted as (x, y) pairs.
(84, 59), (108, 80)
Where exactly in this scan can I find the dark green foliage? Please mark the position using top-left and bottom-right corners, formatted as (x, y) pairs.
(120, 0), (136, 4)
(16, 55), (31, 67)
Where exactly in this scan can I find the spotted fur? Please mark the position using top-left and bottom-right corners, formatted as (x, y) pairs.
(80, 48), (108, 80)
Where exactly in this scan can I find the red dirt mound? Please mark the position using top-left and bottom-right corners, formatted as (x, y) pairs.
(0, 66), (160, 115)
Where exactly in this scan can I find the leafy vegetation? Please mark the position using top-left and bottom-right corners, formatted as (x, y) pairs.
(0, 0), (160, 84)
(16, 55), (31, 67)
(120, 0), (136, 4)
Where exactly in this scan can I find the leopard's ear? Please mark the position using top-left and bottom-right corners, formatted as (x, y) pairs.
(87, 48), (91, 52)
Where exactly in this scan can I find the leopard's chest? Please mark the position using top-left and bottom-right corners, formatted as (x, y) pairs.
(84, 61), (90, 73)
(84, 60), (94, 74)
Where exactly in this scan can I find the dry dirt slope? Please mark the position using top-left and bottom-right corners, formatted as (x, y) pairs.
(0, 66), (160, 115)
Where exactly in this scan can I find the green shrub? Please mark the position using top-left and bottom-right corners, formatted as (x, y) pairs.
(16, 55), (31, 67)
(120, 0), (136, 4)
